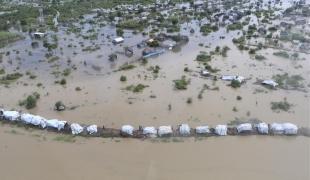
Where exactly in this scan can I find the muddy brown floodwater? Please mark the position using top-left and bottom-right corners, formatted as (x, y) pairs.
(0, 125), (309, 180)
(1, 1), (310, 179)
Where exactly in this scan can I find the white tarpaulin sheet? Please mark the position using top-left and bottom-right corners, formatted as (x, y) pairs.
(86, 125), (98, 134)
(215, 125), (227, 136)
(70, 123), (83, 135)
(158, 126), (173, 136)
(282, 123), (298, 135)
(256, 122), (269, 134)
(270, 123), (284, 134)
(262, 80), (278, 87)
(46, 119), (66, 131)
(237, 123), (252, 133)
(143, 127), (157, 137)
(121, 125), (134, 135)
(221, 75), (245, 83)
(21, 114), (47, 128)
(179, 124), (191, 135)
(195, 125), (210, 134)
(2, 111), (20, 121)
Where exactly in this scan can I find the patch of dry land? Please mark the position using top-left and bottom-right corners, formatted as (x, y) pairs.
(0, 0), (310, 180)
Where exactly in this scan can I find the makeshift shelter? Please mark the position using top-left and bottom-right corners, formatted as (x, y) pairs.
(215, 125), (227, 136)
(221, 75), (245, 83)
(142, 126), (157, 137)
(195, 125), (210, 134)
(70, 123), (83, 135)
(1, 110), (20, 121)
(21, 114), (47, 128)
(262, 80), (278, 88)
(256, 122), (269, 134)
(113, 37), (124, 44)
(158, 126), (173, 137)
(200, 70), (210, 77)
(282, 123), (298, 135)
(236, 123), (252, 133)
(86, 125), (98, 135)
(270, 123), (284, 134)
(179, 124), (191, 135)
(46, 119), (67, 131)
(121, 125), (134, 136)
(33, 32), (45, 38)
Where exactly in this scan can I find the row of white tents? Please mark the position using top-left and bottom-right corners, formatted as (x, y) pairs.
(0, 110), (299, 137)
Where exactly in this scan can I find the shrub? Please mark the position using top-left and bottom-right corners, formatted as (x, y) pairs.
(19, 93), (40, 109)
(60, 78), (66, 85)
(271, 99), (292, 112)
(126, 84), (148, 93)
(120, 75), (127, 82)
(255, 55), (266, 60)
(186, 97), (192, 104)
(230, 79), (241, 88)
(174, 76), (190, 90)
(196, 53), (211, 63)
(118, 64), (136, 71)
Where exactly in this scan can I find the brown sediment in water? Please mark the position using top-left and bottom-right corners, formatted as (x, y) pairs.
(0, 124), (309, 180)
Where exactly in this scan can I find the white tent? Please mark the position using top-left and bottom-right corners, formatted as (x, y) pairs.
(2, 111), (20, 121)
(46, 119), (67, 131)
(236, 123), (252, 133)
(256, 122), (269, 134)
(70, 123), (83, 135)
(86, 125), (98, 135)
(121, 125), (134, 135)
(158, 126), (173, 137)
(143, 126), (157, 137)
(270, 123), (284, 134)
(282, 123), (298, 135)
(21, 113), (47, 128)
(179, 124), (191, 135)
(195, 125), (210, 134)
(215, 125), (227, 136)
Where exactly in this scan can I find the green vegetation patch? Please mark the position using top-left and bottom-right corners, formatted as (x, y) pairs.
(272, 73), (304, 89)
(0, 72), (23, 85)
(173, 76), (190, 90)
(200, 24), (218, 36)
(118, 64), (136, 71)
(53, 135), (76, 143)
(125, 84), (149, 93)
(0, 31), (22, 48)
(271, 99), (292, 112)
(273, 51), (290, 59)
(19, 92), (40, 109)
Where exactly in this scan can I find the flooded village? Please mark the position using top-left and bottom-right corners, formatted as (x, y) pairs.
(0, 0), (310, 180)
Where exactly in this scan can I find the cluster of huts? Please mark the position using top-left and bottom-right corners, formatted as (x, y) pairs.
(1, 109), (307, 139)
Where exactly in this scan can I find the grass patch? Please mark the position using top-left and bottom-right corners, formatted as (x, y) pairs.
(272, 73), (304, 89)
(118, 64), (136, 71)
(125, 84), (148, 93)
(53, 135), (76, 143)
(0, 31), (22, 48)
(271, 99), (292, 112)
(0, 72), (23, 85)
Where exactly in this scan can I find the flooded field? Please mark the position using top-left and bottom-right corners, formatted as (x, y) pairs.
(0, 0), (310, 179)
